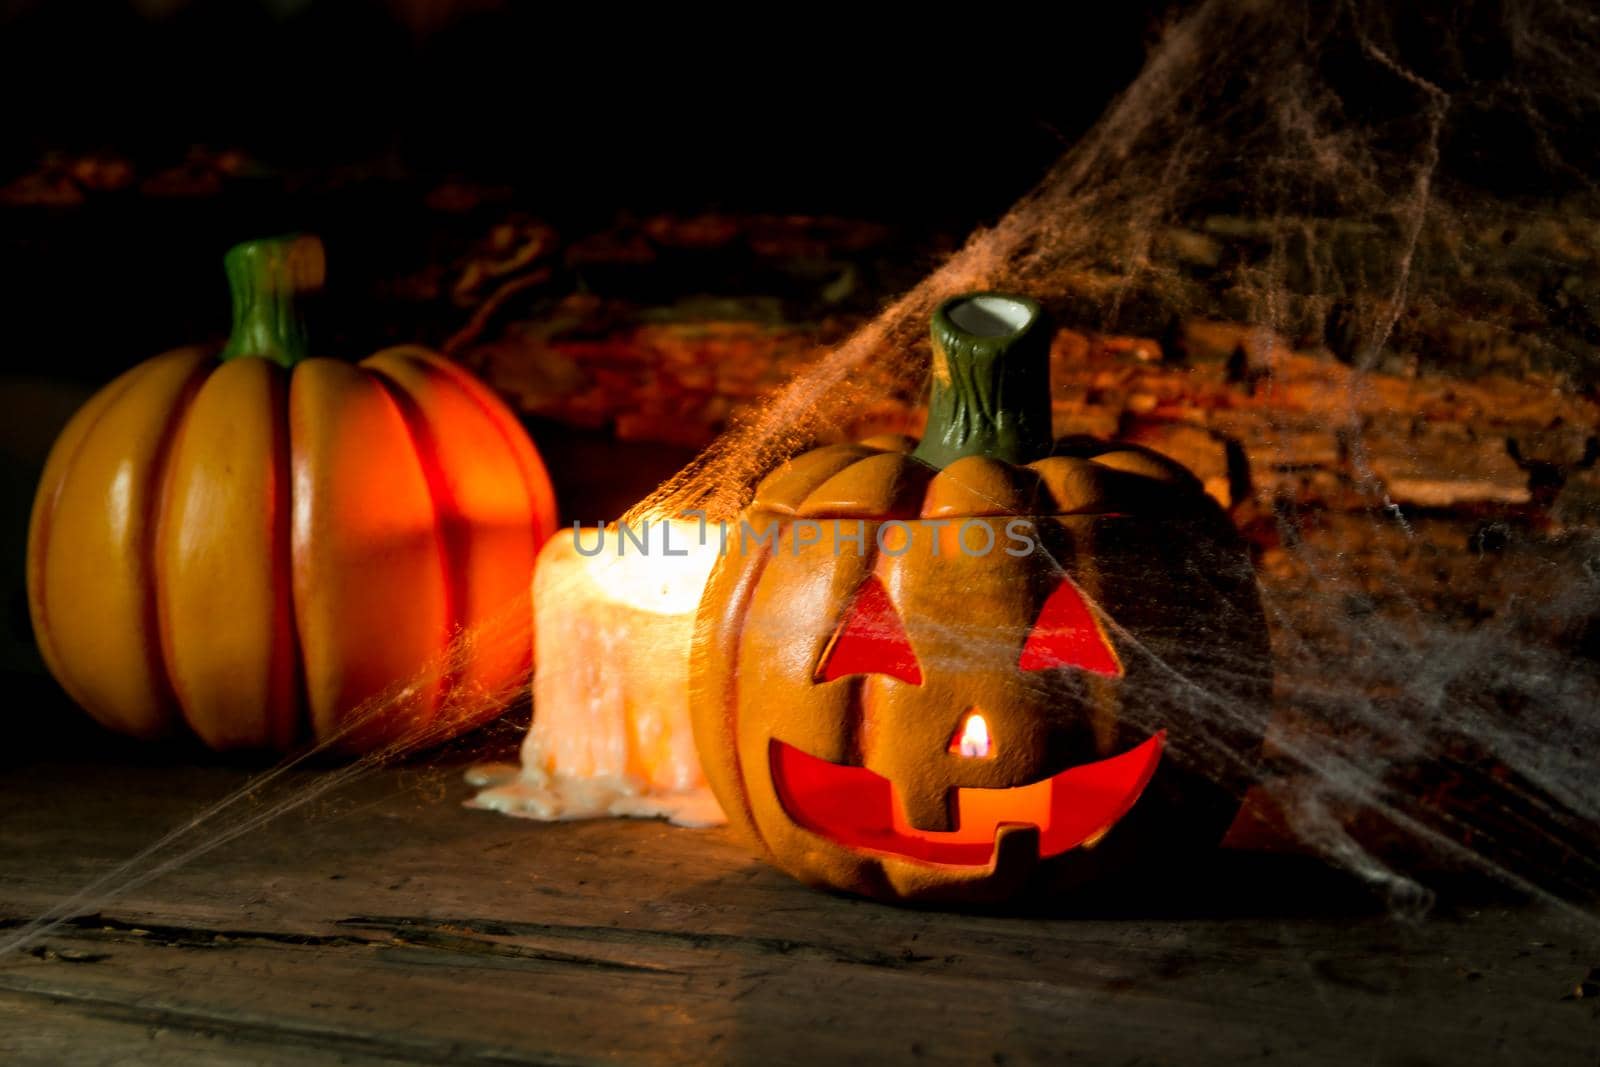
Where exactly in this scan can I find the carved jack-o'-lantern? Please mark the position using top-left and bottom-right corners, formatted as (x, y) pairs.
(691, 293), (1271, 905)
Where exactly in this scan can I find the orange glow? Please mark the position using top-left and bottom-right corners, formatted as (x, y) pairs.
(950, 711), (993, 759)
(581, 521), (721, 616)
(771, 733), (1166, 866)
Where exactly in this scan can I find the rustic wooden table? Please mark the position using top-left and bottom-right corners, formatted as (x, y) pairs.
(1, 707), (1596, 1066)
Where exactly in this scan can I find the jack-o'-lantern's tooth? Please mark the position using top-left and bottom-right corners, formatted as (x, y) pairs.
(991, 823), (1043, 872)
(798, 451), (935, 518)
(894, 777), (957, 834)
(753, 445), (876, 514)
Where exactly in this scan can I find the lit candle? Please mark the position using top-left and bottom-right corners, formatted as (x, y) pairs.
(469, 519), (725, 826)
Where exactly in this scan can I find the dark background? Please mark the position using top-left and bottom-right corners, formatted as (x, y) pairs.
(0, 1), (1167, 217)
(0, 0), (1582, 373)
(0, 0), (1171, 376)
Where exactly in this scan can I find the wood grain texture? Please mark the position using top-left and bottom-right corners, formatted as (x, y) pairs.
(0, 733), (1597, 1066)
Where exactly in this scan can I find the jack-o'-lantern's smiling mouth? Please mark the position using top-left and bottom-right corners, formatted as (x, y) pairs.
(770, 732), (1165, 867)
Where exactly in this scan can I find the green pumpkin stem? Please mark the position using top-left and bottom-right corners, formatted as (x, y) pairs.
(220, 235), (325, 368)
(911, 292), (1053, 469)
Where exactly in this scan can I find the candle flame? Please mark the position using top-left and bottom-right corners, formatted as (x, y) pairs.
(951, 711), (992, 759)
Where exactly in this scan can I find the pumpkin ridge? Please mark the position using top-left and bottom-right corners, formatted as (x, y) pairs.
(365, 365), (466, 741)
(27, 358), (167, 715)
(141, 356), (217, 725)
(796, 451), (937, 519)
(266, 366), (306, 749)
(383, 346), (556, 545)
(364, 348), (550, 735)
(730, 539), (780, 854)
(767, 447), (1214, 520)
(696, 531), (779, 853)
(156, 356), (304, 751)
(921, 456), (1041, 518)
(753, 444), (878, 514)
(809, 556), (897, 767)
(287, 358), (453, 750)
(839, 559), (886, 770)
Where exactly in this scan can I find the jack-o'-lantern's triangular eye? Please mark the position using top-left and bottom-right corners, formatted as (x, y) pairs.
(1019, 579), (1123, 676)
(815, 574), (922, 685)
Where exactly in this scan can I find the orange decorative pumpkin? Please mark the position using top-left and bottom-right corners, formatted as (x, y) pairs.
(691, 293), (1270, 905)
(27, 236), (557, 753)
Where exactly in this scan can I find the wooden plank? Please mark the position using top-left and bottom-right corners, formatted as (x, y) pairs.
(0, 989), (433, 1067)
(1, 747), (1597, 1065)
